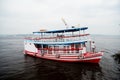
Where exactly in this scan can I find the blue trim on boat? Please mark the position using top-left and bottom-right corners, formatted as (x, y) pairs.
(24, 40), (87, 45)
(33, 27), (88, 34)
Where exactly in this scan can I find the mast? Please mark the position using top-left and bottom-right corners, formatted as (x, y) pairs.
(61, 18), (69, 29)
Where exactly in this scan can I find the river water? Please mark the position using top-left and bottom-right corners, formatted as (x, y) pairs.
(0, 35), (120, 80)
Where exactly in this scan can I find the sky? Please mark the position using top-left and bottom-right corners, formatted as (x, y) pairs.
(0, 0), (120, 35)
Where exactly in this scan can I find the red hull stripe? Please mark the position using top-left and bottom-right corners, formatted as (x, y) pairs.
(24, 50), (102, 63)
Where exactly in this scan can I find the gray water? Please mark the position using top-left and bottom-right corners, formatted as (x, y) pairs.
(0, 35), (120, 80)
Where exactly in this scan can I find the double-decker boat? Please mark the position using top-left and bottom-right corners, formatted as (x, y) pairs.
(24, 27), (103, 63)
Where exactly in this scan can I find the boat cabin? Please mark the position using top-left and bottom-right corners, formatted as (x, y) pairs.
(25, 27), (89, 55)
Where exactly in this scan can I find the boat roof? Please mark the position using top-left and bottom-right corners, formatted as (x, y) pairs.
(33, 27), (88, 34)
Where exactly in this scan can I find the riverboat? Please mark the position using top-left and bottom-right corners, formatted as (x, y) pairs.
(24, 27), (103, 63)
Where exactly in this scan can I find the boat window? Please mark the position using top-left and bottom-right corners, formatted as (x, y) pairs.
(75, 44), (79, 53)
(75, 44), (79, 48)
(43, 45), (48, 48)
(79, 44), (81, 48)
(71, 44), (74, 47)
(80, 43), (86, 47)
(67, 46), (69, 53)
(48, 46), (52, 54)
(34, 44), (42, 48)
(64, 46), (66, 50)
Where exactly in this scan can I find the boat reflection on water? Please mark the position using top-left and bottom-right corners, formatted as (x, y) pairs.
(23, 55), (103, 80)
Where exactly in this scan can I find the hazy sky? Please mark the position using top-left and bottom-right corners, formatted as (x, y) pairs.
(0, 0), (120, 35)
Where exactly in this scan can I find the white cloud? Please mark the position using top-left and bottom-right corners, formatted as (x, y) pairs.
(0, 0), (120, 35)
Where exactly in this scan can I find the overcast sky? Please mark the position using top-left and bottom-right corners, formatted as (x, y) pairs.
(0, 0), (120, 35)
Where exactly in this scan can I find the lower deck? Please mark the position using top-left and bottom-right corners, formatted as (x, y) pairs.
(24, 50), (103, 63)
(24, 40), (103, 63)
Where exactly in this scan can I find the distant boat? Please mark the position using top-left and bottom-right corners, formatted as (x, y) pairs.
(24, 27), (103, 63)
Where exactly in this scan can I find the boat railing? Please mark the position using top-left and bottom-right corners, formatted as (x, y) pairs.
(38, 48), (83, 55)
(29, 36), (88, 42)
(25, 33), (89, 41)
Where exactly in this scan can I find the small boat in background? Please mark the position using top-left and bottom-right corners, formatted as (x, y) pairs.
(24, 26), (103, 63)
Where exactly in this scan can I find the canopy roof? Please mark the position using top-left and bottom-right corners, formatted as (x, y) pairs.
(33, 27), (88, 34)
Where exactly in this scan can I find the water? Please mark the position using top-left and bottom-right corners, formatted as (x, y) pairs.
(0, 35), (120, 80)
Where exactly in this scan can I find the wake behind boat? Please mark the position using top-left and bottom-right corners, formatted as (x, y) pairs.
(24, 26), (103, 63)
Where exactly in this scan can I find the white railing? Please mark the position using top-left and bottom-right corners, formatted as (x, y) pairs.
(31, 36), (88, 42)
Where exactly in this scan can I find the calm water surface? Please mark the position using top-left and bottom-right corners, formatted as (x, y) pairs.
(0, 35), (120, 80)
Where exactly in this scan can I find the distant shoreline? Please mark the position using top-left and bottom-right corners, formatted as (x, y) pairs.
(0, 34), (120, 37)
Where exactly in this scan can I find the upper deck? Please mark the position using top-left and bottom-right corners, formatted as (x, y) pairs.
(25, 27), (90, 44)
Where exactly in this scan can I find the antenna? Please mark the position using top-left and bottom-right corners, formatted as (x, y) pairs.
(61, 18), (68, 29)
